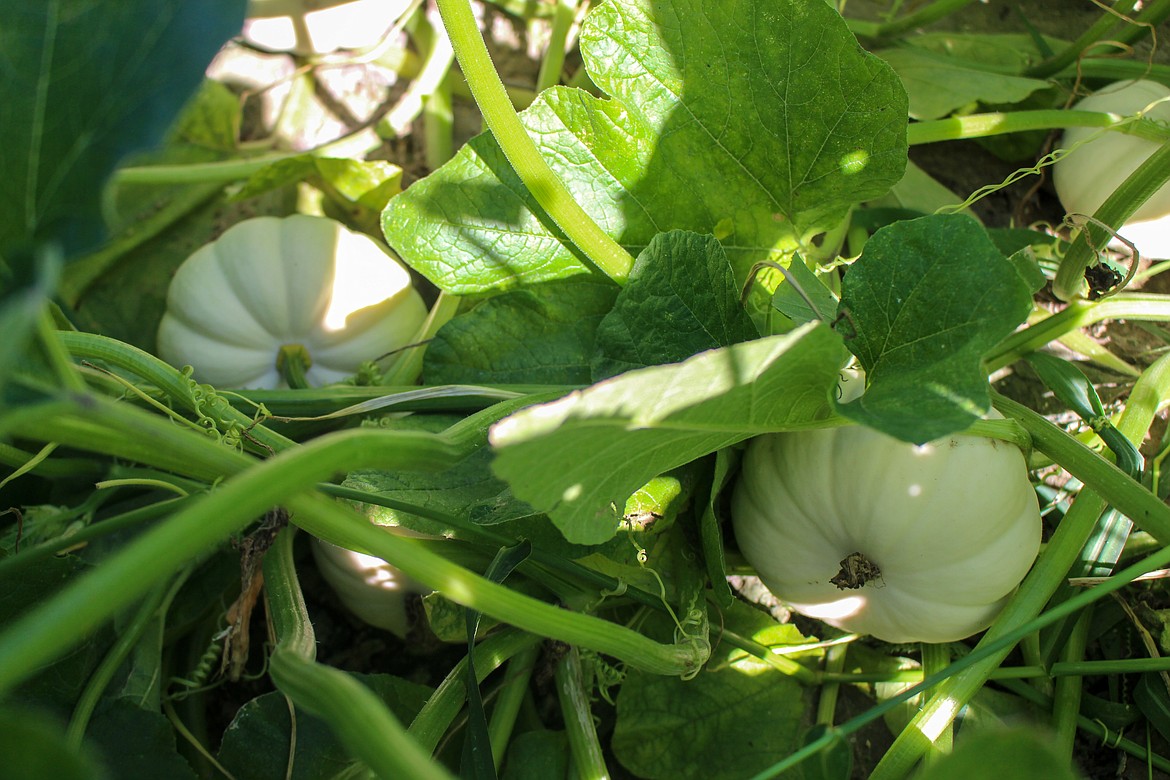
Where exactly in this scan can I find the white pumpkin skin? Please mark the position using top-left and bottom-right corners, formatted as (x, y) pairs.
(311, 531), (432, 637)
(158, 215), (427, 389)
(731, 424), (1042, 644)
(1053, 80), (1170, 259)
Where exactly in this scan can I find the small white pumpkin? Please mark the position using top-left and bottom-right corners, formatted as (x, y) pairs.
(731, 376), (1041, 644)
(1053, 79), (1170, 259)
(311, 530), (432, 637)
(158, 214), (427, 389)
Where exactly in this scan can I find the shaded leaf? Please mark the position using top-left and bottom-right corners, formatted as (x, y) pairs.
(86, 700), (196, 780)
(217, 674), (432, 780)
(0, 706), (106, 780)
(592, 231), (757, 379)
(424, 279), (618, 385)
(913, 728), (1082, 780)
(878, 46), (1049, 120)
(0, 0), (247, 258)
(612, 602), (814, 780)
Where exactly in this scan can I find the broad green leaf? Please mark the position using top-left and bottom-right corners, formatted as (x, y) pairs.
(217, 674), (432, 780)
(490, 322), (849, 544)
(592, 231), (757, 379)
(912, 729), (1082, 780)
(835, 214), (1032, 444)
(877, 46), (1050, 120)
(0, 0), (247, 259)
(86, 700), (197, 780)
(612, 602), (814, 780)
(423, 279), (618, 385)
(383, 0), (906, 293)
(0, 707), (106, 780)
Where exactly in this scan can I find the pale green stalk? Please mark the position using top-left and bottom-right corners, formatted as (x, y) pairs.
(907, 110), (1170, 146)
(558, 646), (610, 780)
(434, 0), (634, 283)
(408, 629), (542, 754)
(488, 641), (540, 769)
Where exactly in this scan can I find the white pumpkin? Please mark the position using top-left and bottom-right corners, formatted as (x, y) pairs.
(1053, 79), (1170, 259)
(731, 377), (1041, 644)
(311, 531), (432, 637)
(158, 215), (427, 389)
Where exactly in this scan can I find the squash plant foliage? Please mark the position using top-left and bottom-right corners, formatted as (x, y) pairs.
(5, 0), (1170, 778)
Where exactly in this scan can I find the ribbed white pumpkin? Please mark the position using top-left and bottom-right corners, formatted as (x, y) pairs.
(731, 379), (1041, 644)
(1053, 79), (1170, 259)
(158, 215), (426, 389)
(311, 532), (431, 637)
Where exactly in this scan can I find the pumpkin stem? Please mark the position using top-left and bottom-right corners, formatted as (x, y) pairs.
(277, 344), (313, 389)
(830, 551), (881, 590)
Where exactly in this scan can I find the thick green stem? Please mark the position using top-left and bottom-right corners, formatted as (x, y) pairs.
(264, 528), (454, 780)
(0, 394), (704, 695)
(1053, 137), (1170, 301)
(488, 642), (539, 770)
(433, 0), (634, 283)
(986, 294), (1170, 373)
(907, 110), (1170, 146)
(1051, 607), (1092, 755)
(557, 646), (610, 780)
(407, 629), (542, 755)
(994, 394), (1170, 544)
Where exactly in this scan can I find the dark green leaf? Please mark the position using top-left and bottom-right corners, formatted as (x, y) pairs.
(424, 279), (618, 385)
(912, 728), (1082, 780)
(86, 700), (196, 780)
(836, 214), (1032, 443)
(217, 674), (432, 780)
(0, 706), (106, 780)
(383, 0), (906, 293)
(612, 603), (814, 780)
(490, 322), (849, 544)
(0, 0), (247, 258)
(500, 730), (569, 780)
(592, 231), (757, 379)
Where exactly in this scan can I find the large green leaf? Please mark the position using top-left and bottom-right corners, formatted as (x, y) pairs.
(490, 322), (849, 544)
(592, 231), (758, 379)
(0, 0), (247, 259)
(612, 602), (815, 780)
(423, 279), (618, 385)
(835, 214), (1032, 444)
(217, 674), (432, 780)
(383, 0), (906, 293)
